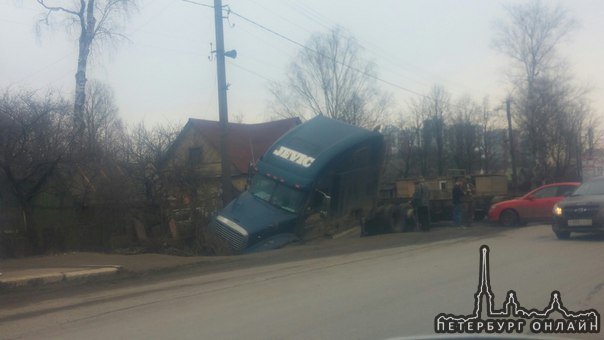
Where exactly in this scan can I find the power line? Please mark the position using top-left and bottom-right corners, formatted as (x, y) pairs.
(229, 9), (306, 51)
(283, 0), (331, 31)
(227, 59), (275, 83)
(180, 0), (213, 9)
(287, 0), (480, 98)
(247, 0), (316, 36)
(180, 0), (457, 101)
(181, 1), (487, 112)
(227, 9), (428, 99)
(13, 52), (74, 85)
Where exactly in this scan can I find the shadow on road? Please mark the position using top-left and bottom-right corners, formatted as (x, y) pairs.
(1, 223), (509, 309)
(564, 232), (604, 242)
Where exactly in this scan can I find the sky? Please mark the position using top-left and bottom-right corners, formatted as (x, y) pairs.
(1, 0), (603, 128)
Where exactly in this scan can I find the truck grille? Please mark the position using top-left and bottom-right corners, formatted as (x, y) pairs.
(212, 220), (248, 251)
(563, 205), (599, 219)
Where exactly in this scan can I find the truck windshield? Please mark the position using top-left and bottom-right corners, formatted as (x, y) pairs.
(249, 176), (305, 213)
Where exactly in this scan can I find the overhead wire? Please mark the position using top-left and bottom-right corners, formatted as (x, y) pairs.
(246, 0), (316, 36)
(181, 0), (489, 112)
(282, 0), (434, 92)
(227, 59), (275, 83)
(286, 0), (486, 99)
(13, 52), (75, 85)
(180, 0), (214, 9)
(227, 8), (428, 99)
(181, 0), (428, 98)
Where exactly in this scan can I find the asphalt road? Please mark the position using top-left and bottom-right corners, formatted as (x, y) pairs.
(1, 224), (603, 339)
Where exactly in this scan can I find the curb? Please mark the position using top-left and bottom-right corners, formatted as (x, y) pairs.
(331, 226), (361, 239)
(0, 266), (122, 290)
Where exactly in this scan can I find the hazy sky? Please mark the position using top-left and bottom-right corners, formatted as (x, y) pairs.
(1, 0), (603, 127)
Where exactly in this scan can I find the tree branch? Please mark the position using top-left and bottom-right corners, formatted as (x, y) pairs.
(36, 0), (81, 16)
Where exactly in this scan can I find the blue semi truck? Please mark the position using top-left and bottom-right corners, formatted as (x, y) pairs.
(207, 115), (406, 254)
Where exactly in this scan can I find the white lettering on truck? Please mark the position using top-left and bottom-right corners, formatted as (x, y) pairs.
(273, 146), (315, 167)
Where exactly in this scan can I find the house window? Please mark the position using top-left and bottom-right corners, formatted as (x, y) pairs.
(188, 147), (203, 166)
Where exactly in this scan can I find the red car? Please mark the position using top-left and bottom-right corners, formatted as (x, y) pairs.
(488, 182), (580, 226)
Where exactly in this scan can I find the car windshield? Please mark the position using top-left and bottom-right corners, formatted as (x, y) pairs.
(249, 175), (305, 213)
(571, 180), (604, 196)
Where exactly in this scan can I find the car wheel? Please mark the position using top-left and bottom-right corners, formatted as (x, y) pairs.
(555, 231), (571, 240)
(499, 209), (519, 227)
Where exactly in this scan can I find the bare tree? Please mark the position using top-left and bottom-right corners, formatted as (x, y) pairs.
(492, 0), (583, 184)
(36, 0), (136, 121)
(407, 85), (450, 176)
(395, 124), (418, 179)
(128, 121), (180, 168)
(0, 89), (73, 252)
(404, 101), (427, 176)
(492, 0), (576, 91)
(69, 80), (128, 206)
(82, 80), (124, 158)
(126, 121), (180, 203)
(270, 27), (390, 128)
(477, 97), (501, 174)
(448, 96), (480, 173)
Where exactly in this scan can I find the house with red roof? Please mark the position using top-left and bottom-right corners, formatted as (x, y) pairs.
(160, 117), (300, 224)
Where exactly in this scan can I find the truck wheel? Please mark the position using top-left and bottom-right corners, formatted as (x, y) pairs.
(555, 231), (571, 240)
(499, 209), (519, 227)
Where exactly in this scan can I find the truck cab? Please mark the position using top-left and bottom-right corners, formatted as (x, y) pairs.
(209, 116), (384, 253)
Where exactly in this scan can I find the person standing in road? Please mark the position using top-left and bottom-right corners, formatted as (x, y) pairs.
(452, 179), (464, 227)
(412, 177), (431, 231)
(464, 176), (476, 227)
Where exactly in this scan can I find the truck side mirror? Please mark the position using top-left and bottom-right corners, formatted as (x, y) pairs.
(320, 196), (331, 218)
(246, 162), (256, 187)
(316, 189), (331, 218)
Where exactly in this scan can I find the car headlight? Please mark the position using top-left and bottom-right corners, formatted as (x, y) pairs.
(553, 204), (563, 216)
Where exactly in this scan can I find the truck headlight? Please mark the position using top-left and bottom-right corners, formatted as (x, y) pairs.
(553, 204), (563, 216)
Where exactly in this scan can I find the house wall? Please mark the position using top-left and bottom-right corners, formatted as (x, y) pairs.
(160, 126), (253, 239)
(167, 128), (221, 176)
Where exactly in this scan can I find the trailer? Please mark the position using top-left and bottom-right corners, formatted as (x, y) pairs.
(386, 173), (508, 221)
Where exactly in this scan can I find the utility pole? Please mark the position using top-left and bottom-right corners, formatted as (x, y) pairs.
(214, 0), (232, 206)
(577, 122), (583, 181)
(506, 96), (518, 195)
